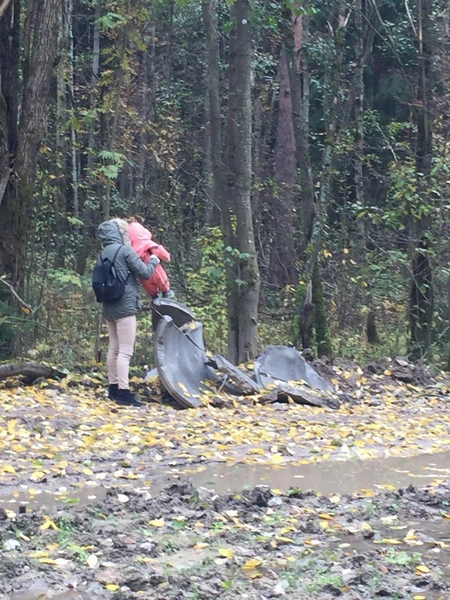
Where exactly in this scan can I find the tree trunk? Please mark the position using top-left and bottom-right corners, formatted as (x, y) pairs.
(76, 0), (101, 274)
(0, 0), (19, 230)
(68, 0), (79, 220)
(0, 93), (9, 204)
(354, 0), (378, 345)
(228, 0), (260, 364)
(0, 0), (18, 204)
(104, 28), (127, 221)
(409, 0), (433, 360)
(302, 5), (347, 282)
(202, 0), (240, 362)
(283, 6), (315, 250)
(291, 3), (347, 349)
(203, 80), (214, 226)
(312, 261), (332, 358)
(354, 0), (365, 252)
(270, 44), (297, 287)
(134, 22), (155, 215)
(0, 0), (60, 289)
(54, 0), (69, 268)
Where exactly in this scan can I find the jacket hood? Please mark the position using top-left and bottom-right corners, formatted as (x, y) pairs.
(128, 221), (153, 242)
(98, 219), (130, 246)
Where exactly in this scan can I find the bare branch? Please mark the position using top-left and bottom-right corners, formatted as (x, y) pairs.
(0, 278), (32, 310)
(0, 0), (12, 21)
(404, 0), (417, 36)
(368, 0), (403, 65)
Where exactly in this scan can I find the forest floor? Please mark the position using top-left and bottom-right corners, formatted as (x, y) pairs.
(1, 359), (450, 599)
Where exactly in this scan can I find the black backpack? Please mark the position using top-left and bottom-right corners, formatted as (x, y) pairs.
(92, 245), (129, 304)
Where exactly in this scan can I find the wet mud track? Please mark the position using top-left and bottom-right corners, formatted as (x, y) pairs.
(1, 479), (450, 599)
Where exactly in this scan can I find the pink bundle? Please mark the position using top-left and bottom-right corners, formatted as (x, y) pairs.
(128, 222), (172, 298)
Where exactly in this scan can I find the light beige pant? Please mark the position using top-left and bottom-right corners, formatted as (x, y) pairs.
(106, 315), (137, 389)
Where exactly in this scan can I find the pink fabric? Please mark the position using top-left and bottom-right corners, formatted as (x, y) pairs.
(128, 222), (171, 297)
(106, 315), (137, 389)
(128, 222), (171, 262)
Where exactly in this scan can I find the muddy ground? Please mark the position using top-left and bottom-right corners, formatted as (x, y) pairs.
(1, 480), (450, 599)
(1, 357), (450, 599)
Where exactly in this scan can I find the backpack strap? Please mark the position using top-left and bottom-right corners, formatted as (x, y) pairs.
(110, 244), (123, 265)
(99, 244), (122, 264)
(99, 245), (130, 283)
(110, 244), (131, 284)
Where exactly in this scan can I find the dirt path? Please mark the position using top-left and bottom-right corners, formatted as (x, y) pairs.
(1, 365), (450, 598)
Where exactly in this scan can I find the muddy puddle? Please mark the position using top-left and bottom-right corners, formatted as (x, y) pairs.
(187, 450), (450, 495)
(2, 450), (450, 513)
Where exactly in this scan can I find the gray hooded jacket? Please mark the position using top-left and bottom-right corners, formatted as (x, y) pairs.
(97, 219), (158, 321)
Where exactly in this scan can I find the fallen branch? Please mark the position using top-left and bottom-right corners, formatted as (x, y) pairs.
(0, 361), (66, 382)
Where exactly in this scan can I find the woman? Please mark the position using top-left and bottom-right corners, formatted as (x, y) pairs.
(97, 218), (160, 406)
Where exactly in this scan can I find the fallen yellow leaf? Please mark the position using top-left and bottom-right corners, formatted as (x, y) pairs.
(404, 529), (417, 541)
(360, 488), (376, 498)
(37, 558), (57, 564)
(149, 519), (165, 527)
(242, 558), (262, 570)
(271, 454), (284, 464)
(218, 548), (234, 558)
(194, 542), (209, 550)
(415, 565), (430, 574)
(40, 516), (59, 531)
(28, 551), (50, 558)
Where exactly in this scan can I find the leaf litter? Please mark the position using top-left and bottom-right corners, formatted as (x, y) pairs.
(0, 358), (450, 598)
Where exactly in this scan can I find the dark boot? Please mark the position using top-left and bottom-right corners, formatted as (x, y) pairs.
(108, 384), (119, 399)
(162, 290), (175, 299)
(115, 389), (142, 407)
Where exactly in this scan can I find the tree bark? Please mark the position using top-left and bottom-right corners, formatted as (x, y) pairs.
(354, 0), (378, 345)
(76, 0), (101, 274)
(291, 2), (347, 350)
(68, 0), (79, 220)
(270, 44), (297, 287)
(0, 0), (60, 288)
(283, 6), (315, 250)
(202, 0), (240, 363)
(354, 0), (365, 252)
(228, 0), (260, 364)
(134, 22), (155, 215)
(54, 0), (69, 268)
(409, 0), (433, 360)
(0, 361), (65, 382)
(104, 25), (127, 221)
(0, 0), (19, 209)
(312, 261), (332, 357)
